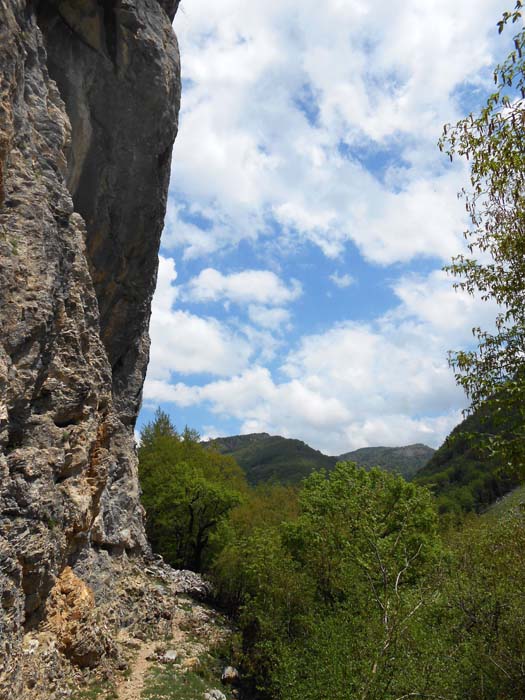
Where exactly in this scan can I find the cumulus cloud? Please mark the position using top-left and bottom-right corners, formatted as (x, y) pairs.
(167, 0), (503, 263)
(149, 310), (253, 378)
(247, 305), (291, 330)
(148, 257), (253, 379)
(142, 2), (507, 452)
(144, 266), (498, 452)
(184, 268), (302, 306)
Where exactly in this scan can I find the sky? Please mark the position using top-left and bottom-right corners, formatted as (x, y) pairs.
(138, 0), (511, 455)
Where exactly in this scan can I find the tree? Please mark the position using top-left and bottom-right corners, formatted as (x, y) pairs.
(138, 410), (247, 570)
(277, 463), (441, 700)
(139, 407), (178, 448)
(214, 463), (442, 700)
(211, 483), (300, 611)
(440, 1), (525, 473)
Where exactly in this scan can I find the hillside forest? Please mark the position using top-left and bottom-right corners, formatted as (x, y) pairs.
(139, 410), (525, 700)
(138, 6), (525, 700)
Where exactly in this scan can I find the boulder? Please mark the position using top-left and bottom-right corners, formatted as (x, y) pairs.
(204, 690), (227, 700)
(221, 666), (240, 684)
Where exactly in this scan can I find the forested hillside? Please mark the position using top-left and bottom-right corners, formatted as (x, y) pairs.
(414, 409), (520, 515)
(340, 443), (434, 478)
(203, 433), (434, 484)
(203, 433), (336, 484)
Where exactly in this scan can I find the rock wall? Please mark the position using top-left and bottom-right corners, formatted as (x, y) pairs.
(0, 0), (180, 695)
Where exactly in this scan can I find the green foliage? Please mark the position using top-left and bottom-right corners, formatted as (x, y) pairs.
(212, 463), (442, 699)
(440, 1), (525, 475)
(211, 483), (299, 611)
(270, 464), (441, 700)
(433, 510), (525, 699)
(414, 408), (519, 517)
(209, 461), (525, 700)
(139, 409), (247, 570)
(289, 463), (440, 592)
(140, 414), (525, 699)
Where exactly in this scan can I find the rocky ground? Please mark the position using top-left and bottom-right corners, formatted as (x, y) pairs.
(13, 560), (239, 700)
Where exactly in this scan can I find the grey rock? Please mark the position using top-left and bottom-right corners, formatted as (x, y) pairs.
(159, 649), (179, 663)
(221, 666), (240, 684)
(204, 691), (227, 700)
(0, 0), (180, 694)
(143, 562), (213, 599)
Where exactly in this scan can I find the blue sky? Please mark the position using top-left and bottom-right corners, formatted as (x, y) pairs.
(138, 0), (510, 454)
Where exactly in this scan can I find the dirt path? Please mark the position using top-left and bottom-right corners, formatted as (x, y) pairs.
(115, 597), (231, 700)
(116, 638), (157, 700)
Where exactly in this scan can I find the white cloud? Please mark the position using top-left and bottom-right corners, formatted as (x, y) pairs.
(247, 305), (291, 330)
(168, 0), (504, 264)
(330, 272), (355, 289)
(389, 269), (500, 339)
(154, 255), (179, 312)
(148, 257), (253, 379)
(144, 2), (510, 453)
(144, 266), (498, 453)
(184, 268), (302, 306)
(149, 309), (253, 378)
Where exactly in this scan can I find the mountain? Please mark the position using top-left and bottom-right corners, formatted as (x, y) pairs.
(413, 410), (519, 515)
(208, 422), (518, 515)
(204, 433), (337, 485)
(204, 433), (435, 485)
(339, 444), (435, 479)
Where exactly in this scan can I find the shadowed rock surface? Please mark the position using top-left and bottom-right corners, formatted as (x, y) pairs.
(0, 0), (180, 695)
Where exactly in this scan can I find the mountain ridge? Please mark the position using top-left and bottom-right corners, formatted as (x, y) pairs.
(203, 432), (435, 484)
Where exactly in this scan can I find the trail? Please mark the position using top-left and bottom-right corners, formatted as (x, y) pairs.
(116, 638), (157, 700)
(115, 597), (230, 700)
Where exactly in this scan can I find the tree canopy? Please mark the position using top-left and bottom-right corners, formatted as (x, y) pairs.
(138, 409), (247, 570)
(441, 1), (525, 473)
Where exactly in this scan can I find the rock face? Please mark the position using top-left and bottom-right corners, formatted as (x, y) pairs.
(42, 566), (115, 669)
(0, 0), (180, 695)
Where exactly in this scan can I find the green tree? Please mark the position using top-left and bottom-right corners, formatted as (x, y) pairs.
(140, 407), (178, 447)
(213, 463), (442, 700)
(138, 410), (247, 570)
(211, 484), (299, 611)
(440, 1), (525, 473)
(276, 463), (441, 700)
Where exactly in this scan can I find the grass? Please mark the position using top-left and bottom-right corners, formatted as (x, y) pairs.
(71, 682), (118, 700)
(142, 665), (209, 700)
(141, 648), (235, 700)
(484, 483), (525, 519)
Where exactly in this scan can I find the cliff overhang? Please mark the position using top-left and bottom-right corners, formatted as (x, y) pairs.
(0, 0), (180, 695)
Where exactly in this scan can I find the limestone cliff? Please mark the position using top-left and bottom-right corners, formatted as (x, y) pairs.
(0, 0), (180, 695)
